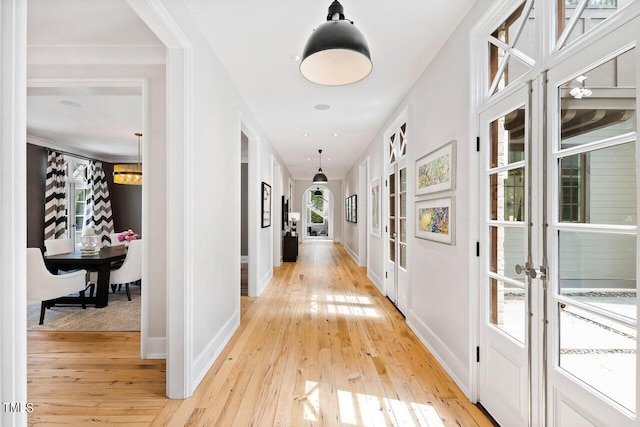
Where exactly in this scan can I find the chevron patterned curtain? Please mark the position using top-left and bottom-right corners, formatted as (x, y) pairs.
(84, 161), (114, 245)
(44, 150), (67, 240)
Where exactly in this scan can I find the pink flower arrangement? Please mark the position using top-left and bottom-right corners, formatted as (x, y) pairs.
(118, 229), (140, 242)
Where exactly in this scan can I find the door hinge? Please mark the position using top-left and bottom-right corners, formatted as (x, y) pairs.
(476, 242), (480, 257)
(476, 136), (480, 152)
(385, 180), (388, 187)
(476, 346), (480, 362)
(385, 271), (388, 279)
(385, 225), (388, 233)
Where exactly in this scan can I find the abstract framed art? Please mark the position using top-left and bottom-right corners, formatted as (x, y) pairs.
(261, 182), (271, 228)
(415, 196), (454, 244)
(415, 140), (456, 196)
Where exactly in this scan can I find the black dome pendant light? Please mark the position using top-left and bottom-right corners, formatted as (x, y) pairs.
(312, 149), (328, 184)
(300, 1), (372, 86)
(313, 187), (323, 196)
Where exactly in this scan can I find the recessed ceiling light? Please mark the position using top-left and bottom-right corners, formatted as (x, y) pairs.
(60, 100), (82, 108)
(314, 104), (330, 111)
(333, 133), (339, 137)
(303, 132), (309, 137)
(291, 55), (301, 62)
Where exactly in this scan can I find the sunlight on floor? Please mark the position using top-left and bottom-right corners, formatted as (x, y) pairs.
(308, 294), (381, 318)
(304, 380), (445, 426)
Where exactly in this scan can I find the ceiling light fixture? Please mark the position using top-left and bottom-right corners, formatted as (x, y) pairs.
(312, 149), (328, 184)
(569, 75), (592, 99)
(314, 187), (323, 196)
(113, 132), (142, 185)
(300, 0), (372, 86)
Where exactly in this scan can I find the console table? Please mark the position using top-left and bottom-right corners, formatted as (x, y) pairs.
(283, 234), (298, 262)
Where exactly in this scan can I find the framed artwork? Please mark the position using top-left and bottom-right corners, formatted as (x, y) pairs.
(370, 178), (381, 236)
(415, 196), (454, 245)
(261, 182), (271, 228)
(282, 196), (289, 230)
(346, 194), (357, 223)
(415, 140), (456, 196)
(345, 197), (351, 222)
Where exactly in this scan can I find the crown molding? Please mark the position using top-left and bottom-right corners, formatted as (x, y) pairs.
(27, 134), (138, 163)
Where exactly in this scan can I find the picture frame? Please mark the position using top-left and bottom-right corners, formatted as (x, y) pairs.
(370, 178), (381, 236)
(261, 182), (271, 228)
(345, 194), (357, 223)
(345, 197), (351, 222)
(415, 196), (454, 245)
(415, 140), (456, 196)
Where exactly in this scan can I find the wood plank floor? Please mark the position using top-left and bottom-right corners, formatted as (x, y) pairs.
(28, 241), (494, 426)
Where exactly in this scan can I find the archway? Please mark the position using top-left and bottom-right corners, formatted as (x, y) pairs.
(302, 185), (334, 241)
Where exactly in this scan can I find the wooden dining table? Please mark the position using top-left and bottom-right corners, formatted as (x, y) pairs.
(44, 245), (127, 308)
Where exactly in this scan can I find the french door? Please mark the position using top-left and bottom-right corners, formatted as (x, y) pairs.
(479, 13), (640, 427)
(479, 84), (534, 427)
(384, 159), (408, 312)
(383, 116), (409, 313)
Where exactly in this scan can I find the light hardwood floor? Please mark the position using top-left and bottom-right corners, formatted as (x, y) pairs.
(28, 241), (494, 426)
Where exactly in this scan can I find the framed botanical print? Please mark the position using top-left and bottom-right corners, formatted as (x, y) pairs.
(261, 182), (271, 228)
(415, 140), (456, 196)
(415, 196), (454, 244)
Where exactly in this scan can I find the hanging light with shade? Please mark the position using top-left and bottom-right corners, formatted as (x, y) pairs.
(312, 149), (328, 184)
(300, 0), (372, 86)
(113, 132), (142, 185)
(314, 187), (323, 196)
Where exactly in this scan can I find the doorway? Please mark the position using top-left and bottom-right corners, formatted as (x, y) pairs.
(241, 132), (249, 296)
(304, 186), (333, 240)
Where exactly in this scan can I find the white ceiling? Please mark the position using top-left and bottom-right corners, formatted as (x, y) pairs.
(27, 0), (477, 176)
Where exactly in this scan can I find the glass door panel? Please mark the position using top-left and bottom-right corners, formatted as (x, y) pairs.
(479, 85), (531, 427)
(548, 40), (638, 425)
(399, 167), (407, 269)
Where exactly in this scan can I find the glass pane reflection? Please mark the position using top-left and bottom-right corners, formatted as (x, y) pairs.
(559, 230), (636, 321)
(559, 143), (636, 225)
(560, 48), (636, 150)
(490, 278), (526, 343)
(559, 303), (636, 412)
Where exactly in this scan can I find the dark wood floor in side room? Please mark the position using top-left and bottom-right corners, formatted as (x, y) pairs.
(28, 241), (493, 426)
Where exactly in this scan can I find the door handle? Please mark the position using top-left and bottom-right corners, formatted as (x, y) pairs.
(515, 262), (547, 280)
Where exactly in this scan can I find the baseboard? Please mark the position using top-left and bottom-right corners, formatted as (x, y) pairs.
(257, 268), (273, 296)
(143, 337), (167, 359)
(344, 244), (359, 265)
(406, 310), (471, 399)
(191, 310), (240, 391)
(367, 269), (383, 293)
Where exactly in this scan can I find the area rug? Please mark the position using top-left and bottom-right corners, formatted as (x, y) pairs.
(27, 287), (141, 331)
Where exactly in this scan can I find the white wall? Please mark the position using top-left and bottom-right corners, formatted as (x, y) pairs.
(155, 1), (294, 395)
(343, 0), (494, 396)
(342, 166), (360, 263)
(1, 1), (28, 425)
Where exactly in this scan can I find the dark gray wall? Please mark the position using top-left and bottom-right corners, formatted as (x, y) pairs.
(26, 144), (142, 248)
(26, 144), (47, 250)
(241, 162), (248, 256)
(102, 162), (142, 234)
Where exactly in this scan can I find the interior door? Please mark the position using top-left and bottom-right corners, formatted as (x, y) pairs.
(479, 84), (532, 427)
(384, 160), (408, 312)
(544, 19), (639, 426)
(385, 165), (398, 305)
